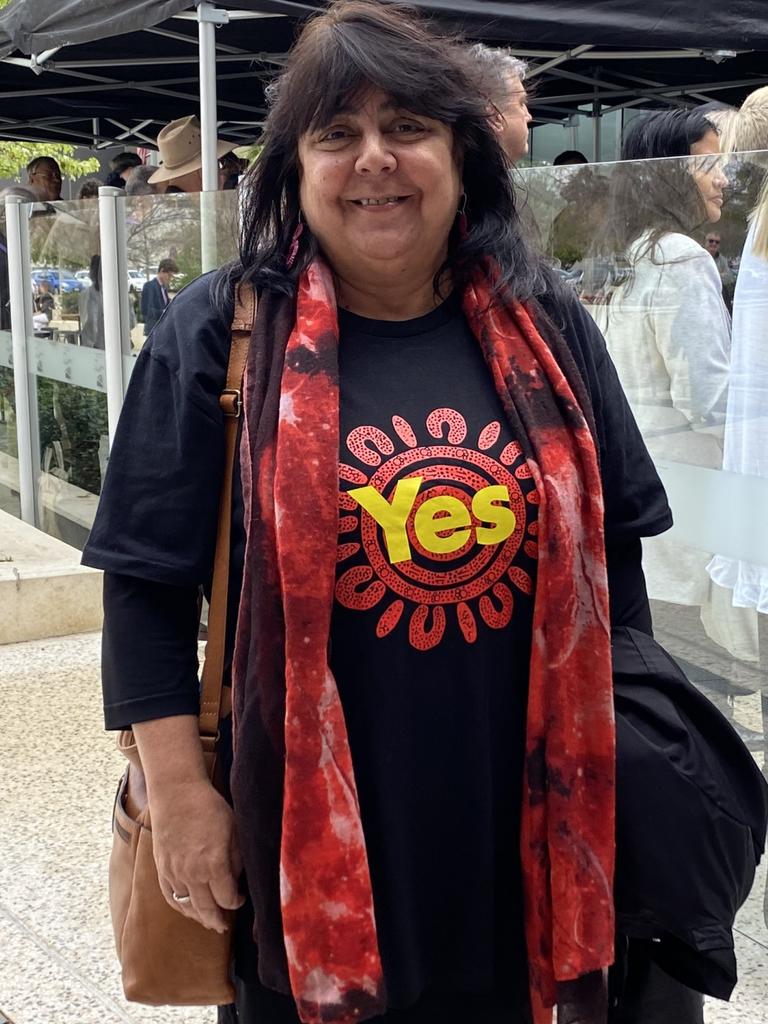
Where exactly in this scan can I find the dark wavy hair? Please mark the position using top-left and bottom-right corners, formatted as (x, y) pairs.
(598, 108), (719, 271)
(213, 0), (550, 317)
(621, 108), (717, 161)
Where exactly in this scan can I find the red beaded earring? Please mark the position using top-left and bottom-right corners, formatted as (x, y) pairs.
(285, 215), (304, 269)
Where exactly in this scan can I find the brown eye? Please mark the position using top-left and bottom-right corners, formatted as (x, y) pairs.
(392, 121), (425, 135)
(319, 128), (349, 143)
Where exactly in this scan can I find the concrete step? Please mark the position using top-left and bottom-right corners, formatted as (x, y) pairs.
(0, 510), (102, 644)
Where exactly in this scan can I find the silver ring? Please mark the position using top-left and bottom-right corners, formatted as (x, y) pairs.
(172, 891), (192, 904)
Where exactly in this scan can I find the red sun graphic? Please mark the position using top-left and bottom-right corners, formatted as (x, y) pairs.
(336, 408), (538, 650)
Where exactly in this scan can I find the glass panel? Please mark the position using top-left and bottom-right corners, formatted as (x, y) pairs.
(521, 150), (768, 768)
(123, 188), (240, 386)
(27, 197), (105, 549)
(0, 200), (20, 515)
(0, 330), (20, 518)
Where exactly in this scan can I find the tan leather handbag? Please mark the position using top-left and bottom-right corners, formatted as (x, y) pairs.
(108, 285), (256, 1006)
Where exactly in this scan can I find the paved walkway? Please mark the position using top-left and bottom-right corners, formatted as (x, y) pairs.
(0, 632), (766, 1023)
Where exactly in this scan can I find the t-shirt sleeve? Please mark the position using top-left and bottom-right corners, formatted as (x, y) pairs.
(82, 274), (231, 586)
(101, 571), (202, 730)
(544, 289), (674, 545)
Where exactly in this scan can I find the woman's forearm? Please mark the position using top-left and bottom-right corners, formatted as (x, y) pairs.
(132, 714), (208, 801)
(131, 713), (244, 932)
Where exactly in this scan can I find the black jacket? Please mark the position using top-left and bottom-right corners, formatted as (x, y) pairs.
(140, 276), (168, 336)
(613, 625), (768, 1000)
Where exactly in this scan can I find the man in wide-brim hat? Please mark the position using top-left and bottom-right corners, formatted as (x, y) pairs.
(148, 115), (236, 193)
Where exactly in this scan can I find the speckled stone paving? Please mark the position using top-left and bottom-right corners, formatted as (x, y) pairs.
(0, 632), (212, 1024)
(0, 630), (765, 1023)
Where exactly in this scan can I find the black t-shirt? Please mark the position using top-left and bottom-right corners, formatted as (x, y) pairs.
(83, 274), (671, 1014)
(331, 297), (538, 1005)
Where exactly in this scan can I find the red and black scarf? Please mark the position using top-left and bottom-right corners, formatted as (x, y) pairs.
(231, 260), (615, 1024)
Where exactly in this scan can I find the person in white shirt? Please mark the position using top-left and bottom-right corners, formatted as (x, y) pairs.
(589, 108), (757, 659)
(709, 86), (768, 617)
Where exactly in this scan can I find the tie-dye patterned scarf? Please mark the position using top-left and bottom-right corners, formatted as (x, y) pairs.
(231, 259), (614, 1024)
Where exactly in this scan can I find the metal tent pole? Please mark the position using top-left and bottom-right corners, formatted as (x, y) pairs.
(198, 1), (220, 193)
(592, 75), (602, 162)
(98, 186), (129, 445)
(6, 196), (37, 525)
(198, 1), (226, 271)
(593, 103), (602, 162)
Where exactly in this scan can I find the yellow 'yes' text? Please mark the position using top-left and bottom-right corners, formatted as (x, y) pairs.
(348, 478), (516, 564)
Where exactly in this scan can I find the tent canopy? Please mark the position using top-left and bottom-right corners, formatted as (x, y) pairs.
(0, 0), (767, 148)
(3, 0), (768, 54)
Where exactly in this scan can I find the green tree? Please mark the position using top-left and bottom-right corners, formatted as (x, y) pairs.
(0, 141), (100, 181)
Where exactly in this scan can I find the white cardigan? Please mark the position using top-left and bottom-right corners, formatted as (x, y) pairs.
(591, 231), (730, 473)
(589, 231), (758, 660)
(589, 234), (733, 610)
(708, 219), (768, 613)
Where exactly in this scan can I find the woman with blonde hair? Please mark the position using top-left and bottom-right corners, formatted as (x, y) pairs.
(719, 85), (768, 157)
(709, 91), (768, 622)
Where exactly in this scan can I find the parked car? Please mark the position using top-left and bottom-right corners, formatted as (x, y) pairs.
(127, 269), (147, 293)
(31, 268), (85, 294)
(74, 269), (92, 287)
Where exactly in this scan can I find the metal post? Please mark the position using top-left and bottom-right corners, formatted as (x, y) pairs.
(98, 186), (129, 444)
(6, 197), (38, 525)
(198, 1), (223, 272)
(593, 101), (602, 162)
(198, 1), (219, 193)
(592, 75), (602, 162)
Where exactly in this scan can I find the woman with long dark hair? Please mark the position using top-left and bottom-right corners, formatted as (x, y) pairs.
(82, 4), (704, 1023)
(590, 109), (752, 659)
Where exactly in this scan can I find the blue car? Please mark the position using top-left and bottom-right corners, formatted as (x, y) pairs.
(31, 268), (85, 294)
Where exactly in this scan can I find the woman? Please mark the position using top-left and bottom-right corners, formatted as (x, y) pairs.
(708, 87), (768, 765)
(595, 108), (730, 473)
(589, 110), (757, 659)
(709, 87), (768, 615)
(83, 4), (687, 1022)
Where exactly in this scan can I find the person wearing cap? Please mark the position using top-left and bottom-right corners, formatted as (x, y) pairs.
(105, 152), (143, 189)
(148, 115), (236, 193)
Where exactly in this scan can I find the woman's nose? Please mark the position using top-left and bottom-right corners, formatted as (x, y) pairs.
(355, 132), (397, 175)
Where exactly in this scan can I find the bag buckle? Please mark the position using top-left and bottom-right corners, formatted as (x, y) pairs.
(220, 389), (241, 418)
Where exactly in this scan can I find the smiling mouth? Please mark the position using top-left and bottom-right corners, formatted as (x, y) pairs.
(351, 196), (410, 206)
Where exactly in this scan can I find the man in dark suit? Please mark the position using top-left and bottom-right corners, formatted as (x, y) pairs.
(141, 258), (178, 337)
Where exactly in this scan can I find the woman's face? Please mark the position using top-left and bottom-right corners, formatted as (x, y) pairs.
(297, 88), (461, 282)
(690, 130), (727, 223)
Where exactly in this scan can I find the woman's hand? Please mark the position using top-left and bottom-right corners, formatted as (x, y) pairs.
(132, 714), (245, 933)
(151, 778), (244, 932)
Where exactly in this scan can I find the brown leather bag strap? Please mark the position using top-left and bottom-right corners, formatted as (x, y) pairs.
(198, 282), (257, 741)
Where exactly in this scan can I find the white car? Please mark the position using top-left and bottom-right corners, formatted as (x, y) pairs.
(74, 269), (92, 286)
(127, 269), (147, 293)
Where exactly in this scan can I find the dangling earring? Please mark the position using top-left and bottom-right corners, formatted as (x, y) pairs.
(285, 213), (304, 270)
(457, 192), (468, 237)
